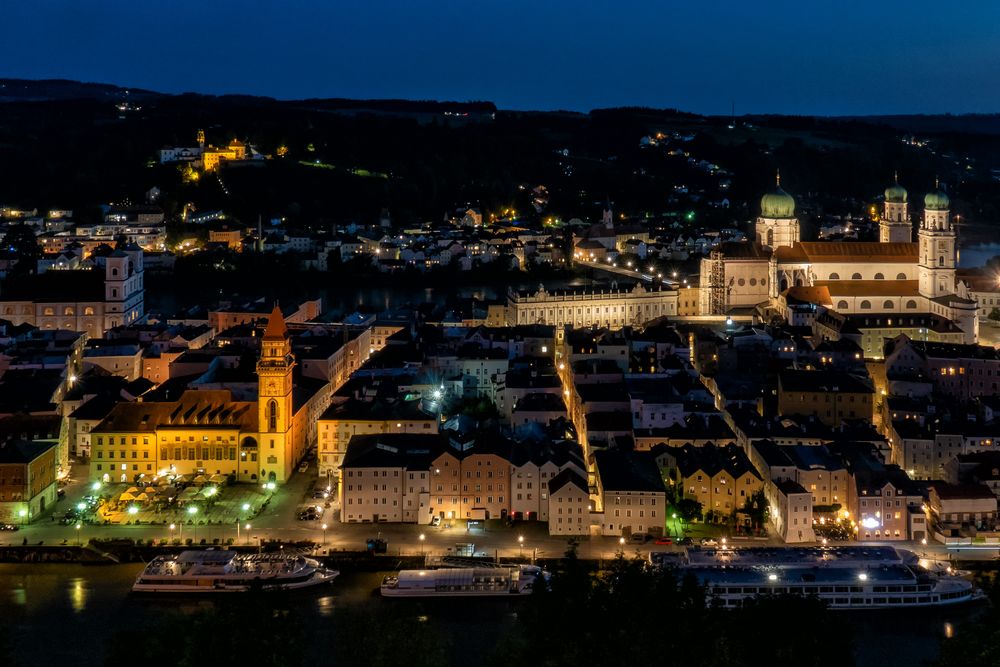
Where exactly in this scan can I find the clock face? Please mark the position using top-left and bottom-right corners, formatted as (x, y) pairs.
(266, 380), (277, 392)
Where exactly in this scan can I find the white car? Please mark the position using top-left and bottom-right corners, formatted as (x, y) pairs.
(430, 516), (442, 527)
(700, 538), (719, 547)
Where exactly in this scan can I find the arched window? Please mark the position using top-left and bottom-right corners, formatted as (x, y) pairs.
(837, 300), (849, 310)
(42, 307), (54, 316)
(63, 307), (74, 316)
(829, 273), (840, 280)
(896, 273), (907, 280)
(267, 400), (278, 432)
(111, 267), (118, 276)
(860, 300), (872, 310)
(938, 256), (945, 267)
(795, 278), (803, 287)
(852, 273), (862, 280)
(83, 307), (95, 316)
(905, 300), (918, 309)
(874, 273), (884, 280)
(767, 228), (774, 246)
(883, 300), (894, 309)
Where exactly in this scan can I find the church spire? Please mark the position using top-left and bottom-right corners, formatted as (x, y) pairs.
(775, 169), (781, 188)
(263, 303), (288, 340)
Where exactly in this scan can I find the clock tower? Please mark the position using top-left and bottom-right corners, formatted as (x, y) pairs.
(257, 305), (295, 483)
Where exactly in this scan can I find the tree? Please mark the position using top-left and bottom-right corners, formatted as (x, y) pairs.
(490, 546), (853, 667)
(741, 488), (770, 531)
(0, 224), (39, 276)
(676, 496), (703, 523)
(989, 307), (1000, 322)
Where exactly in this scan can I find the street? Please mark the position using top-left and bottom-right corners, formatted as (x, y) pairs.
(5, 461), (999, 565)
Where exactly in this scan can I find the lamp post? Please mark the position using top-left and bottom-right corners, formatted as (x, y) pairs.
(419, 533), (425, 557)
(618, 536), (626, 557)
(671, 512), (678, 538)
(188, 505), (198, 542)
(322, 523), (328, 546)
(75, 522), (82, 546)
(17, 508), (28, 526)
(518, 535), (524, 558)
(245, 523), (251, 546)
(169, 523), (176, 542)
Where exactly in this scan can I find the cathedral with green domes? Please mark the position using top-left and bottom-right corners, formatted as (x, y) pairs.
(699, 175), (980, 356)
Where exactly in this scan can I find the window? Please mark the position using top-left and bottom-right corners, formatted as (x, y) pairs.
(837, 300), (849, 310)
(267, 400), (278, 431)
(859, 300), (871, 310)
(829, 272), (840, 280)
(883, 300), (894, 309)
(905, 299), (917, 309)
(896, 273), (907, 280)
(874, 273), (884, 280)
(852, 273), (862, 280)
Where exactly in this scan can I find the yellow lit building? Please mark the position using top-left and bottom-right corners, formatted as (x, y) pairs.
(202, 139), (247, 172)
(89, 307), (327, 484)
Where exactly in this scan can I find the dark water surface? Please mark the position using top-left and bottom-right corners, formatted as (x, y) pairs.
(0, 564), (981, 666)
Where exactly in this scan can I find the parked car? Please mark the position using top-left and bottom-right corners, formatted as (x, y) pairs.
(298, 462), (309, 474)
(0, 524), (18, 531)
(430, 515), (442, 527)
(654, 536), (673, 545)
(700, 538), (719, 547)
(677, 537), (693, 545)
(629, 532), (650, 544)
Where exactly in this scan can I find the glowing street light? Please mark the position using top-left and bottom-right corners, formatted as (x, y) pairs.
(518, 534), (524, 557)
(75, 522), (82, 546)
(245, 523), (252, 545)
(242, 502), (251, 513)
(419, 532), (426, 556)
(91, 481), (102, 492)
(322, 523), (328, 546)
(127, 505), (139, 516)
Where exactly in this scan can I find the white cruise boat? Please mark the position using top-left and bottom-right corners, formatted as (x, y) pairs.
(381, 564), (548, 598)
(675, 546), (978, 610)
(133, 550), (339, 593)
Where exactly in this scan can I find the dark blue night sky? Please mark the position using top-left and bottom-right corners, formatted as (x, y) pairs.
(3, 1), (1000, 114)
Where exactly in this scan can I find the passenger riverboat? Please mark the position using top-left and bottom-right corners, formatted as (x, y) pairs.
(132, 550), (338, 593)
(380, 564), (548, 598)
(675, 545), (978, 609)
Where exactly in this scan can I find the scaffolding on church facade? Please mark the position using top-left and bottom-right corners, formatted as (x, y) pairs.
(708, 249), (727, 315)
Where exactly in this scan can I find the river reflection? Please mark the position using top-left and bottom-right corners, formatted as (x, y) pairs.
(0, 564), (986, 667)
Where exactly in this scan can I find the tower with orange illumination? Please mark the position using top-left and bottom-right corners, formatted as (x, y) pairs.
(257, 305), (295, 483)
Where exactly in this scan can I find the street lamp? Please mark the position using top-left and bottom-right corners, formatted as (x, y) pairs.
(518, 535), (524, 558)
(187, 505), (198, 542)
(671, 512), (678, 538)
(322, 523), (328, 546)
(245, 523), (252, 546)
(419, 532), (425, 556)
(17, 508), (28, 525)
(75, 522), (82, 546)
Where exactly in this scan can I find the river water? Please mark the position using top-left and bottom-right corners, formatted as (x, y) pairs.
(0, 564), (982, 666)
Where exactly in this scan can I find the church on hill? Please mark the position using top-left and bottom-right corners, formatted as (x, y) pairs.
(699, 175), (979, 349)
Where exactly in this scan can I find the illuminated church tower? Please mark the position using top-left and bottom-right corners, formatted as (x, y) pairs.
(257, 305), (295, 483)
(880, 174), (911, 243)
(917, 180), (956, 299)
(755, 171), (799, 249)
